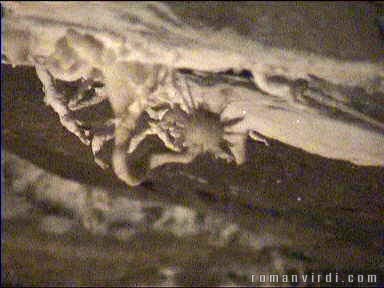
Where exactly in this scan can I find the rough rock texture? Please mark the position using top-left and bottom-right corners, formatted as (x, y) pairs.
(3, 60), (384, 288)
(2, 1), (384, 175)
(2, 2), (384, 287)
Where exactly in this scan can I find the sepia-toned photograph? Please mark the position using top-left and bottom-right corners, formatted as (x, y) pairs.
(2, 1), (383, 287)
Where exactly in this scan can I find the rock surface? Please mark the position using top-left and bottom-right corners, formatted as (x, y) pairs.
(2, 2), (384, 286)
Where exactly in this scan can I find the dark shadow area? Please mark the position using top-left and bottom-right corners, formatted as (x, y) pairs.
(3, 64), (384, 287)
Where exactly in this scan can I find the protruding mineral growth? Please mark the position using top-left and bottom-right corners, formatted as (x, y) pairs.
(3, 2), (383, 185)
